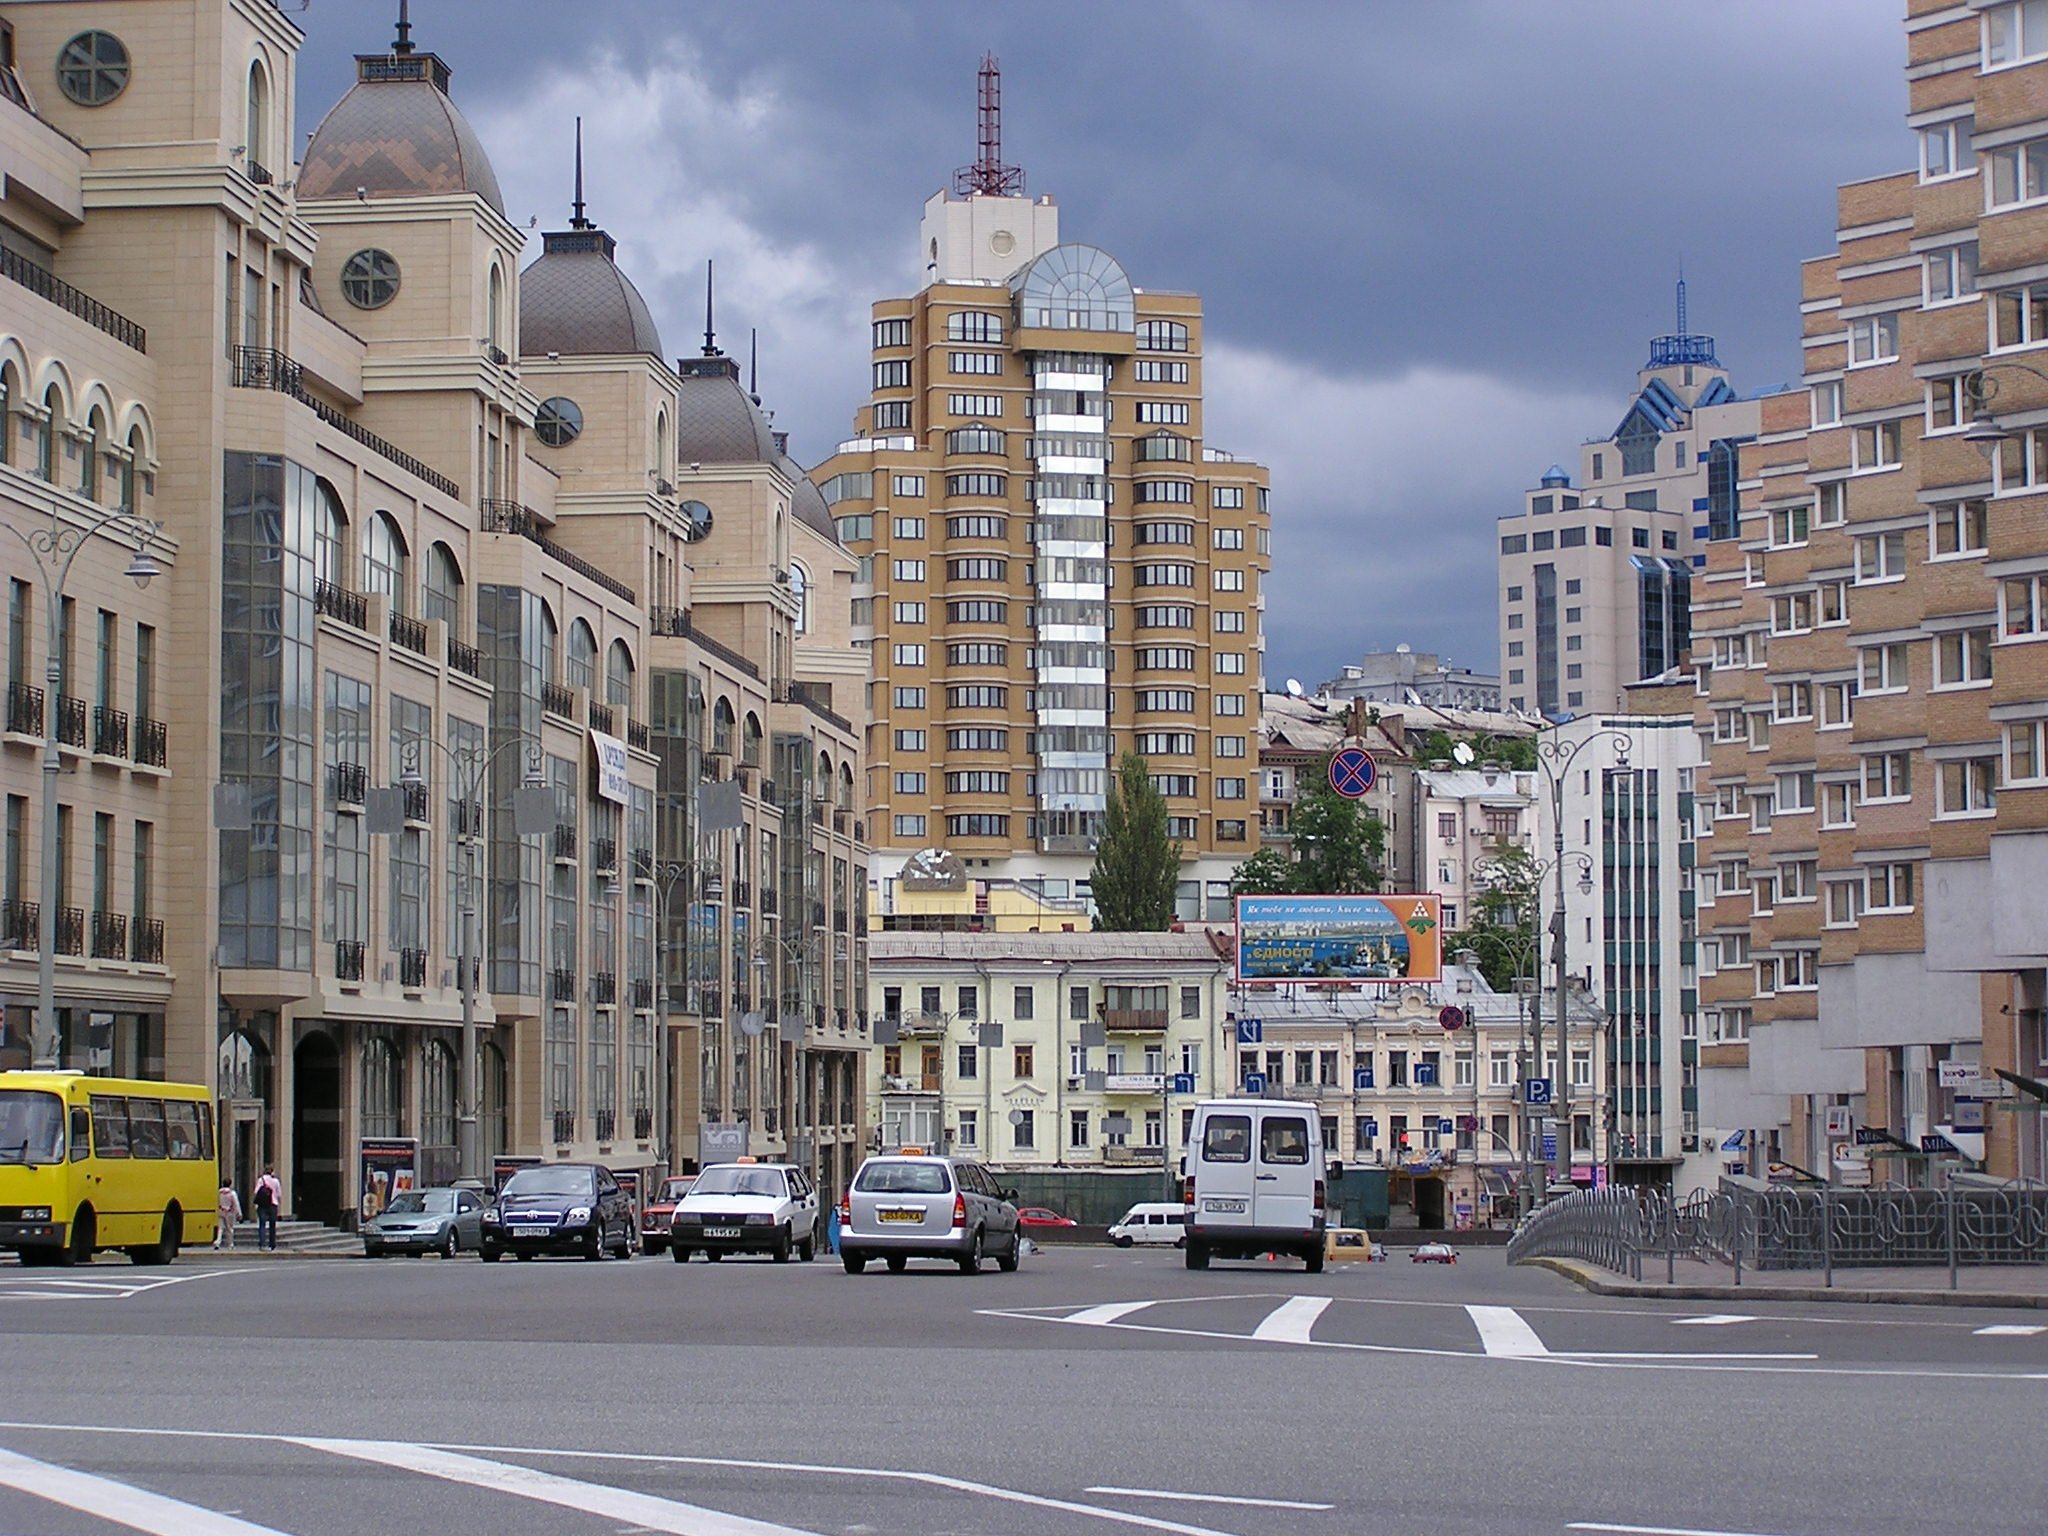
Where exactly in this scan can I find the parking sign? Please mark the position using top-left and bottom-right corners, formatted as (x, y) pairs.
(1524, 1077), (1553, 1107)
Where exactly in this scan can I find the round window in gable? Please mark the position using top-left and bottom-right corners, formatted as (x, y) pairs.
(678, 500), (713, 543)
(535, 397), (584, 448)
(340, 249), (400, 310)
(57, 31), (130, 106)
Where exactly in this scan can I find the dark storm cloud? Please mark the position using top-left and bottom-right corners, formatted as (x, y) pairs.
(290, 0), (1901, 685)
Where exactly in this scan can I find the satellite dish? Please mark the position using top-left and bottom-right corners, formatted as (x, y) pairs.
(1452, 742), (1476, 766)
(738, 1010), (765, 1037)
(1284, 678), (1304, 698)
(1006, 1109), (1025, 1126)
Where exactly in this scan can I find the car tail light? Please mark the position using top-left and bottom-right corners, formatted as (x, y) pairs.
(839, 1190), (851, 1224)
(1182, 1176), (1196, 1208)
(1314, 1179), (1327, 1210)
(951, 1193), (967, 1228)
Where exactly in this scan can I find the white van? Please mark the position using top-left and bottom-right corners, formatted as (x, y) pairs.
(1182, 1097), (1327, 1272)
(1108, 1202), (1187, 1247)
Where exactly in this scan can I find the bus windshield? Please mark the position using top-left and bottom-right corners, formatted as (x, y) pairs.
(0, 1090), (66, 1167)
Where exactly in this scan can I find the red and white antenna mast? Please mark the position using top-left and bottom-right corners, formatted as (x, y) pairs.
(953, 52), (1025, 197)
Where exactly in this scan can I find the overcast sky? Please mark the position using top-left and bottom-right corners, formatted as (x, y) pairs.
(290, 1), (1903, 689)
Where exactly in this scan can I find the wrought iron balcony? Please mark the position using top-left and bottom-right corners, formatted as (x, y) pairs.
(631, 978), (655, 1010)
(399, 948), (428, 989)
(759, 888), (778, 915)
(480, 500), (636, 604)
(699, 988), (724, 1019)
(314, 578), (368, 630)
(55, 907), (83, 956)
(587, 700), (614, 735)
(594, 1109), (617, 1144)
(335, 940), (365, 981)
(54, 695), (85, 749)
(231, 347), (459, 497)
(590, 837), (617, 872)
(1, 899), (38, 951)
(90, 910), (127, 960)
(132, 916), (165, 965)
(649, 605), (690, 638)
(451, 798), (484, 839)
(5, 682), (42, 736)
(551, 823), (577, 861)
(541, 680), (575, 720)
(550, 966), (577, 999)
(592, 972), (617, 1005)
(331, 762), (367, 807)
(552, 1109), (576, 1145)
(135, 717), (167, 768)
(731, 880), (751, 909)
(245, 159), (274, 187)
(2, 247), (147, 353)
(626, 719), (649, 752)
(633, 1108), (653, 1140)
(401, 782), (430, 823)
(389, 612), (429, 655)
(447, 638), (484, 678)
(92, 704), (128, 758)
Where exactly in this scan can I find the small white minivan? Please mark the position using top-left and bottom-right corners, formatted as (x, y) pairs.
(1182, 1097), (1327, 1272)
(1108, 1202), (1187, 1247)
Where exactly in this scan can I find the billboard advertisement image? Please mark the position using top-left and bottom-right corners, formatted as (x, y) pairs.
(1235, 895), (1442, 984)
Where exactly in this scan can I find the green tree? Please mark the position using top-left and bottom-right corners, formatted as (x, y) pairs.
(1228, 754), (1386, 896)
(1091, 751), (1182, 930)
(1449, 844), (1539, 991)
(1414, 729), (1536, 772)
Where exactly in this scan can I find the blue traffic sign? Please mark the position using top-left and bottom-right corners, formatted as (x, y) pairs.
(1524, 1077), (1553, 1106)
(1361, 1117), (1378, 1138)
(1541, 1129), (1558, 1161)
(1235, 1018), (1264, 1046)
(1171, 1073), (1197, 1095)
(1437, 1118), (1455, 1137)
(1243, 1072), (1268, 1095)
(1353, 1067), (1375, 1091)
(1414, 1062), (1439, 1086)
(1328, 746), (1378, 799)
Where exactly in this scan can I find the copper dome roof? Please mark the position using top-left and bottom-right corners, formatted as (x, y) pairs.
(300, 51), (505, 215)
(519, 229), (665, 359)
(676, 356), (780, 466)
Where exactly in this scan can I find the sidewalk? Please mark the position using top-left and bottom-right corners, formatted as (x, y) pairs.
(1526, 1253), (2048, 1309)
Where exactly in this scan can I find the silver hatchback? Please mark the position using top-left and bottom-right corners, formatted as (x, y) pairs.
(839, 1153), (1022, 1275)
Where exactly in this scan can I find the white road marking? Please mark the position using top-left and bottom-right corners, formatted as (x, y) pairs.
(1570, 1522), (1799, 1536)
(1974, 1323), (2046, 1336)
(0, 1268), (246, 1302)
(1066, 1300), (1163, 1327)
(296, 1438), (809, 1536)
(1671, 1315), (1759, 1327)
(0, 1443), (287, 1534)
(1250, 1295), (1330, 1344)
(1465, 1304), (1550, 1358)
(1087, 1485), (1333, 1512)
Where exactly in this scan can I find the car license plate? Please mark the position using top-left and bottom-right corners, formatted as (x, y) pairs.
(704, 1227), (742, 1238)
(512, 1225), (549, 1237)
(878, 1209), (922, 1223)
(1203, 1198), (1247, 1214)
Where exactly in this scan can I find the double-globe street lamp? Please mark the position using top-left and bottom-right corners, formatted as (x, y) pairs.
(606, 855), (721, 1171)
(396, 733), (544, 1185)
(744, 927), (823, 1184)
(1, 499), (163, 1070)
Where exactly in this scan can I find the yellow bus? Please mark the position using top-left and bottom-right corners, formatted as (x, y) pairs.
(0, 1071), (219, 1266)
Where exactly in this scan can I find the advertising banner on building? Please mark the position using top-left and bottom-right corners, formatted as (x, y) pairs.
(590, 730), (630, 806)
(358, 1137), (419, 1223)
(1234, 895), (1442, 984)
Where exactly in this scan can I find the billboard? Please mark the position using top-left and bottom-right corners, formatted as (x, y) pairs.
(1234, 895), (1442, 984)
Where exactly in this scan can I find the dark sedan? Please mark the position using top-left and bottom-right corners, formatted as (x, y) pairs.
(479, 1164), (635, 1262)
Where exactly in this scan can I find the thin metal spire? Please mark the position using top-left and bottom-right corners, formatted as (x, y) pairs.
(702, 259), (718, 357)
(394, 0), (414, 55)
(1676, 264), (1688, 338)
(749, 327), (759, 402)
(570, 116), (589, 230)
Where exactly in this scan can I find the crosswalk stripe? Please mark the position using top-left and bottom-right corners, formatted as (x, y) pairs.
(1065, 1300), (1159, 1326)
(1250, 1295), (1330, 1344)
(0, 1444), (287, 1535)
(296, 1437), (812, 1536)
(1974, 1324), (2046, 1336)
(1464, 1304), (1550, 1358)
(1671, 1315), (1759, 1327)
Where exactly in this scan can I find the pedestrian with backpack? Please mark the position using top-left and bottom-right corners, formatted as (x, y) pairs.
(215, 1180), (243, 1249)
(253, 1168), (282, 1250)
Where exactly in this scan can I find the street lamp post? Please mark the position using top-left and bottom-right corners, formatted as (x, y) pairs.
(1, 500), (162, 1070)
(399, 734), (542, 1184)
(613, 857), (720, 1174)
(746, 927), (816, 1182)
(1962, 361), (2048, 459)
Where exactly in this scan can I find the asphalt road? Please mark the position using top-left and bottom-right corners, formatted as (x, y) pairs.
(1, 1242), (2043, 1535)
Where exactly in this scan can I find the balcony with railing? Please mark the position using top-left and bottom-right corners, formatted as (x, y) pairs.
(649, 605), (690, 638)
(699, 988), (724, 1019)
(1103, 1008), (1169, 1034)
(231, 347), (459, 498)
(551, 823), (577, 861)
(550, 966), (577, 999)
(451, 798), (484, 839)
(590, 837), (617, 872)
(592, 972), (617, 1005)
(314, 578), (368, 630)
(1, 899), (37, 951)
(5, 682), (42, 736)
(399, 948), (428, 989)
(389, 612), (429, 656)
(1, 246), (147, 352)
(132, 916), (164, 965)
(480, 500), (636, 604)
(552, 1109), (576, 1144)
(55, 907), (83, 956)
(402, 782), (430, 823)
(135, 718), (167, 768)
(90, 910), (126, 960)
(447, 638), (485, 679)
(631, 978), (654, 1011)
(245, 158), (274, 188)
(54, 695), (85, 749)
(633, 1107), (654, 1141)
(626, 719), (649, 752)
(331, 761), (367, 807)
(335, 940), (365, 981)
(759, 887), (778, 915)
(91, 705), (128, 758)
(587, 700), (614, 735)
(594, 1108), (617, 1144)
(541, 680), (575, 720)
(731, 880), (751, 909)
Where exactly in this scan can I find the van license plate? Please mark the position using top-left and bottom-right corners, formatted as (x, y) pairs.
(878, 1209), (922, 1223)
(1203, 1199), (1247, 1214)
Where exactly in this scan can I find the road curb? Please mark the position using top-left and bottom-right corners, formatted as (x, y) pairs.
(1521, 1255), (2048, 1310)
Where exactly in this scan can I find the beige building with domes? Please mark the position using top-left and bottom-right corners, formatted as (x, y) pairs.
(0, 0), (870, 1222)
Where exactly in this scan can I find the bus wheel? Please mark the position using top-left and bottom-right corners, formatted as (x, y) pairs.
(132, 1207), (181, 1267)
(55, 1207), (95, 1267)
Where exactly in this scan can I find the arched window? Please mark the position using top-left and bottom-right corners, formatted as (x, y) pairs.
(654, 411), (669, 485)
(487, 265), (503, 351)
(839, 760), (855, 811)
(1012, 244), (1135, 333)
(0, 365), (13, 467)
(423, 543), (462, 630)
(80, 407), (106, 498)
(313, 482), (346, 588)
(565, 619), (597, 691)
(945, 423), (1005, 456)
(245, 60), (269, 173)
(788, 562), (810, 636)
(362, 512), (409, 613)
(38, 386), (61, 481)
(606, 639), (633, 708)
(742, 711), (763, 767)
(119, 425), (142, 514)
(539, 604), (558, 684)
(420, 1039), (456, 1187)
(712, 697), (735, 757)
(361, 1035), (404, 1140)
(817, 751), (832, 797)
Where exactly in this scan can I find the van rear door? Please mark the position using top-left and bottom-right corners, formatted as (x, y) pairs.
(1251, 1107), (1316, 1232)
(1194, 1108), (1255, 1225)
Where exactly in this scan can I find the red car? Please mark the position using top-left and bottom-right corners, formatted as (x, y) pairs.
(1017, 1207), (1076, 1228)
(639, 1175), (695, 1254)
(1411, 1241), (1458, 1264)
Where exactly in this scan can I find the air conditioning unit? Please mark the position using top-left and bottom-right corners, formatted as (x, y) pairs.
(1067, 1075), (1085, 1089)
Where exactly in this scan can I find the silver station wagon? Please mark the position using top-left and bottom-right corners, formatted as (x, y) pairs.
(838, 1151), (1022, 1275)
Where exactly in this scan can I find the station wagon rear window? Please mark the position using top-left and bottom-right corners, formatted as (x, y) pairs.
(1201, 1114), (1252, 1163)
(1260, 1117), (1311, 1164)
(857, 1162), (952, 1195)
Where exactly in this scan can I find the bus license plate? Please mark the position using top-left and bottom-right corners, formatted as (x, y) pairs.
(879, 1209), (922, 1223)
(1203, 1199), (1247, 1214)
(705, 1227), (742, 1238)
